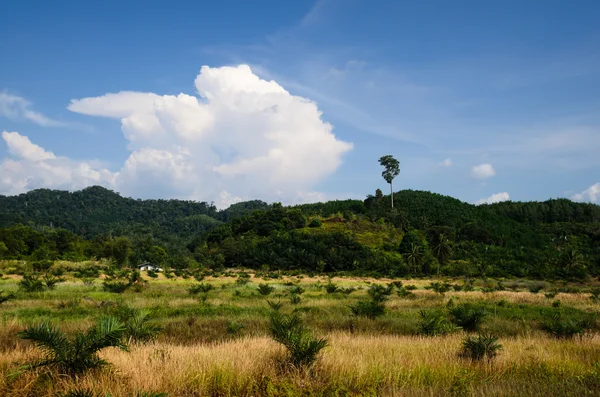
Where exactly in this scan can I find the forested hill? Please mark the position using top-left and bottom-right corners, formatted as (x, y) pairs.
(0, 186), (599, 280)
(0, 186), (269, 240)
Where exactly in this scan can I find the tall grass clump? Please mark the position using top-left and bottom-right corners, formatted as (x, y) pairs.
(269, 310), (328, 370)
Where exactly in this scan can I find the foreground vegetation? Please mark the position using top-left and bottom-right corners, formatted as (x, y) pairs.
(1, 261), (599, 396)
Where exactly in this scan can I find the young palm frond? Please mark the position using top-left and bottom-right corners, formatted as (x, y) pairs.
(459, 334), (502, 361)
(269, 311), (328, 369)
(448, 303), (487, 332)
(418, 310), (458, 336)
(18, 317), (128, 375)
(257, 284), (274, 296)
(125, 310), (161, 343)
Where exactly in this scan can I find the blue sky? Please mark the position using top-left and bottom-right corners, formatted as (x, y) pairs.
(1, 0), (599, 207)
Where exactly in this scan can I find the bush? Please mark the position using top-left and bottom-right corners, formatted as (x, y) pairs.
(350, 300), (386, 319)
(289, 286), (305, 295)
(368, 284), (394, 302)
(257, 283), (275, 296)
(19, 273), (46, 292)
(540, 311), (595, 339)
(418, 310), (457, 336)
(397, 287), (415, 299)
(325, 281), (338, 294)
(428, 282), (452, 295)
(269, 311), (327, 370)
(308, 218), (322, 228)
(290, 294), (302, 305)
(528, 284), (544, 294)
(0, 291), (15, 305)
(188, 283), (214, 295)
(590, 287), (600, 303)
(448, 303), (487, 332)
(102, 280), (130, 293)
(459, 334), (502, 361)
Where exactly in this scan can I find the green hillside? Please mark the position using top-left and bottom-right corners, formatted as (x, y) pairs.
(0, 186), (599, 280)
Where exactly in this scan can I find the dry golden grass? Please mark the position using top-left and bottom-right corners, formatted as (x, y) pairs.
(1, 333), (599, 396)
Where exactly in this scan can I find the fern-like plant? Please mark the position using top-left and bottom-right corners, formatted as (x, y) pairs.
(349, 300), (386, 319)
(540, 311), (595, 339)
(18, 317), (128, 375)
(459, 334), (502, 361)
(269, 311), (327, 369)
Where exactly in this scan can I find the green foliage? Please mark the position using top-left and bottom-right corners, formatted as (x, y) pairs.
(188, 283), (214, 295)
(257, 283), (275, 296)
(540, 311), (596, 339)
(427, 282), (452, 295)
(0, 291), (15, 305)
(459, 334), (502, 361)
(267, 300), (284, 311)
(19, 273), (46, 292)
(18, 317), (128, 375)
(226, 320), (245, 334)
(349, 300), (386, 319)
(448, 303), (487, 332)
(590, 287), (600, 302)
(289, 286), (305, 295)
(325, 281), (338, 294)
(367, 284), (394, 302)
(418, 310), (457, 336)
(290, 294), (302, 305)
(123, 310), (161, 343)
(268, 311), (328, 370)
(308, 218), (322, 228)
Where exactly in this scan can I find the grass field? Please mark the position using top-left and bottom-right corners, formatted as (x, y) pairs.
(1, 261), (599, 396)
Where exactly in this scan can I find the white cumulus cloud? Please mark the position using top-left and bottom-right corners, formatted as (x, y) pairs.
(0, 92), (68, 127)
(0, 131), (115, 195)
(470, 163), (496, 179)
(475, 192), (510, 205)
(571, 183), (600, 203)
(2, 65), (353, 207)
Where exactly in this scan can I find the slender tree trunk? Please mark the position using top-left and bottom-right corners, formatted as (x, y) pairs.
(390, 181), (394, 208)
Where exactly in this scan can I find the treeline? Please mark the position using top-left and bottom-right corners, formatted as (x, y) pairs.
(0, 186), (269, 244)
(1, 187), (599, 280)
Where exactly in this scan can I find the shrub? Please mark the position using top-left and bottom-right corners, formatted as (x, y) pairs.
(418, 310), (457, 336)
(448, 303), (487, 332)
(290, 294), (302, 305)
(19, 273), (46, 292)
(528, 284), (544, 294)
(350, 300), (386, 319)
(552, 300), (561, 308)
(18, 317), (128, 375)
(325, 281), (338, 294)
(404, 284), (418, 291)
(267, 300), (284, 311)
(459, 334), (502, 361)
(102, 280), (130, 293)
(226, 321), (245, 334)
(269, 311), (327, 370)
(289, 286), (305, 295)
(428, 282), (452, 295)
(397, 287), (415, 299)
(0, 291), (15, 305)
(540, 311), (595, 339)
(544, 291), (558, 299)
(340, 287), (357, 294)
(188, 283), (214, 295)
(590, 287), (600, 303)
(257, 283), (275, 296)
(43, 274), (65, 290)
(308, 218), (322, 228)
(368, 284), (394, 302)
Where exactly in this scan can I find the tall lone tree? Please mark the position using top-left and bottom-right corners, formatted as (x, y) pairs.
(378, 155), (400, 208)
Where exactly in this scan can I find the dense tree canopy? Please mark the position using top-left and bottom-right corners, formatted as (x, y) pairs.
(1, 186), (599, 280)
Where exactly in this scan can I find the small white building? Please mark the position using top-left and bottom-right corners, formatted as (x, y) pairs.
(137, 263), (163, 272)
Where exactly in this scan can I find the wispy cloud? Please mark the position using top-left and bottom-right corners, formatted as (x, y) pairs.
(0, 92), (68, 127)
